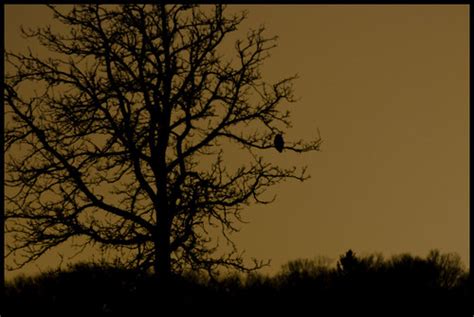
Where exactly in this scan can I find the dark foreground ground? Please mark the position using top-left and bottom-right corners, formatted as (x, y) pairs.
(3, 250), (473, 316)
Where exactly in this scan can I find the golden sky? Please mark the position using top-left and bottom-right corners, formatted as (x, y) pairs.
(4, 5), (469, 279)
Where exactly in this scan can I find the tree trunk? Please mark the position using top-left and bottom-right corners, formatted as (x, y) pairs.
(155, 222), (171, 283)
(154, 218), (172, 309)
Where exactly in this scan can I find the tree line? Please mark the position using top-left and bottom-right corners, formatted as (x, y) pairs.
(3, 249), (471, 316)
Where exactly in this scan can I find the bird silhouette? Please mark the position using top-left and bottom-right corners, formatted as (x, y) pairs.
(274, 134), (284, 152)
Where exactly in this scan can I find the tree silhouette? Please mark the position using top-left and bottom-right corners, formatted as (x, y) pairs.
(4, 4), (321, 281)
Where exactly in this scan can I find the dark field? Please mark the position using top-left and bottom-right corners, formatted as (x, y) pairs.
(3, 250), (472, 316)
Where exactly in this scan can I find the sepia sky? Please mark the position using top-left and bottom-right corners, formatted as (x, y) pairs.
(4, 5), (469, 279)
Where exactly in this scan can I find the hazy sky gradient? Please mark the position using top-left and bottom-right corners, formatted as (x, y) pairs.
(4, 5), (469, 279)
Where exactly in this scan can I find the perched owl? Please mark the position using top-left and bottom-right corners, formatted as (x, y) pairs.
(274, 134), (284, 153)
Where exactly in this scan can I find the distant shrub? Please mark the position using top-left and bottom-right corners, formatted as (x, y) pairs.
(427, 249), (466, 289)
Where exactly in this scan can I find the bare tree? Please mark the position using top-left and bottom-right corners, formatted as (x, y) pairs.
(4, 4), (321, 281)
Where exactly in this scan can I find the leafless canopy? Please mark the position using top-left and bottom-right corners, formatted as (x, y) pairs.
(4, 4), (321, 278)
